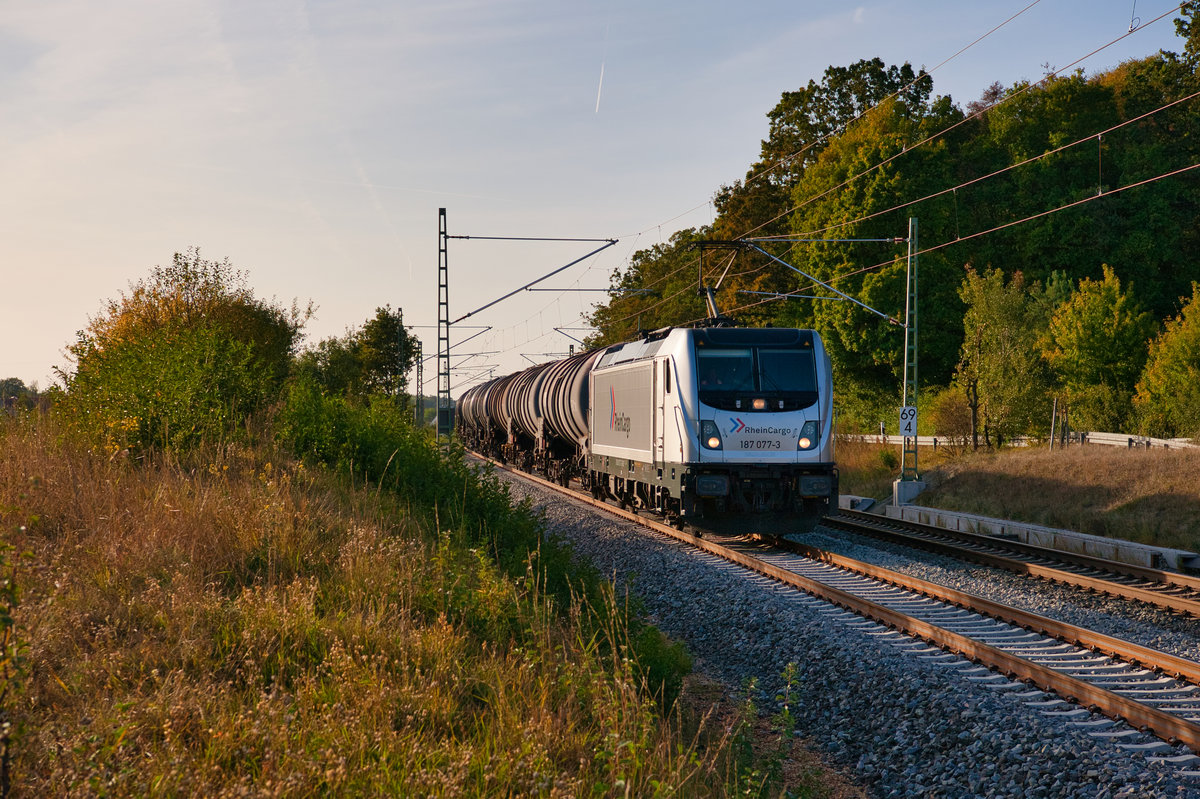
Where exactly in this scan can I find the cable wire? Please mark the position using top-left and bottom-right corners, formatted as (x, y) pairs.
(699, 158), (1200, 325)
(599, 2), (1186, 332)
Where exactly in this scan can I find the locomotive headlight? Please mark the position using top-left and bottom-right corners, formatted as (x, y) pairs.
(700, 420), (723, 450)
(752, 398), (766, 410)
(797, 420), (820, 451)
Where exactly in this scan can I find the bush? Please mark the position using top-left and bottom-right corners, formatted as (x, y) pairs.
(56, 249), (310, 452)
(926, 384), (973, 451)
(877, 448), (899, 470)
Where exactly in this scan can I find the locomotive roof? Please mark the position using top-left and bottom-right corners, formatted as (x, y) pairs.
(596, 326), (815, 369)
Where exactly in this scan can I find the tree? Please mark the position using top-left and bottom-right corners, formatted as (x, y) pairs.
(1093, 53), (1200, 320)
(293, 336), (363, 397)
(587, 229), (709, 347)
(1177, 0), (1200, 66)
(0, 378), (36, 413)
(956, 268), (1052, 447)
(293, 306), (418, 403)
(58, 248), (311, 451)
(583, 42), (1200, 433)
(781, 97), (965, 397)
(705, 59), (938, 334)
(357, 306), (417, 398)
(1134, 283), (1200, 438)
(756, 58), (934, 190)
(926, 384), (974, 453)
(1043, 265), (1156, 431)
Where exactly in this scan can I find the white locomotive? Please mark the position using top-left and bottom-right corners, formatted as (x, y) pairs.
(457, 326), (837, 532)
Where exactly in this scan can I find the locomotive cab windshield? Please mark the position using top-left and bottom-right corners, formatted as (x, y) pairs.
(695, 330), (818, 412)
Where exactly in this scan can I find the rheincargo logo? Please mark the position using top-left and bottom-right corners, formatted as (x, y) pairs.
(729, 418), (794, 436)
(610, 387), (631, 435)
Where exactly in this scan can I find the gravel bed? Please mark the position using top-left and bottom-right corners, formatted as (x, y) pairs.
(794, 525), (1200, 665)
(491, 469), (1198, 798)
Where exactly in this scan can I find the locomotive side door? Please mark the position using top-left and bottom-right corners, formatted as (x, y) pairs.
(653, 357), (666, 470)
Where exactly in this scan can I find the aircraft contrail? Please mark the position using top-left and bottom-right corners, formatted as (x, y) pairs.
(595, 62), (605, 114)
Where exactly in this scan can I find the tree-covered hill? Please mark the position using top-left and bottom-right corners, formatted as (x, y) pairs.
(587, 4), (1200, 441)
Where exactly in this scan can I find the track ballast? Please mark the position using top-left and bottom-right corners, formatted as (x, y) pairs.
(478, 454), (1200, 796)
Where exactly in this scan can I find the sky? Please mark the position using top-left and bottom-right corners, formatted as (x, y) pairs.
(1, 0), (1192, 396)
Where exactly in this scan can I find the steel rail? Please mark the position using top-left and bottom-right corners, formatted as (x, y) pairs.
(763, 537), (1200, 684)
(828, 511), (1200, 617)
(473, 454), (1200, 751)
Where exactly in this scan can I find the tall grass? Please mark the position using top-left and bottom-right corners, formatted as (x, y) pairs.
(0, 409), (814, 796)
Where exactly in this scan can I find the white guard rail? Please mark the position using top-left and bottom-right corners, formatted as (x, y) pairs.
(843, 433), (1196, 450)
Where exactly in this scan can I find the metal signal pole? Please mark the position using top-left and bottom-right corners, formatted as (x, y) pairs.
(899, 217), (922, 488)
(434, 211), (614, 442)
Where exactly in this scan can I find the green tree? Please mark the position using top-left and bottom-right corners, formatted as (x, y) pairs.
(293, 336), (363, 396)
(926, 384), (974, 452)
(756, 58), (934, 190)
(781, 97), (965, 398)
(957, 267), (1052, 447)
(357, 306), (417, 398)
(585, 38), (1200, 431)
(707, 59), (937, 334)
(1092, 53), (1200, 319)
(587, 229), (709, 347)
(0, 379), (36, 413)
(1177, 0), (1200, 65)
(57, 249), (310, 451)
(1043, 265), (1156, 431)
(958, 73), (1122, 288)
(293, 306), (418, 403)
(1134, 283), (1200, 438)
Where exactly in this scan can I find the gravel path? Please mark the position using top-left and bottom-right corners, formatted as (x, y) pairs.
(493, 469), (1199, 798)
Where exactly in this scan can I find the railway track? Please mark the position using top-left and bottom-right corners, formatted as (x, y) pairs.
(826, 510), (1200, 618)
(475, 453), (1200, 767)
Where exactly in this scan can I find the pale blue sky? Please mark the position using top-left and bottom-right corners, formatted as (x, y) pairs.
(1, 0), (1190, 392)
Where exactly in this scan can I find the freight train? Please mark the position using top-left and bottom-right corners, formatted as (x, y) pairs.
(456, 326), (837, 533)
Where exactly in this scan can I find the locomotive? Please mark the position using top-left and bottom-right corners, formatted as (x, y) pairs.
(456, 326), (837, 533)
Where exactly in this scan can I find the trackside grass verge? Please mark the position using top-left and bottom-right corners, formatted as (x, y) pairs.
(0, 407), (837, 797)
(915, 445), (1200, 552)
(837, 438), (1200, 553)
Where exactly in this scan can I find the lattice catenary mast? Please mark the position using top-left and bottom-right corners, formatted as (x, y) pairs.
(437, 208), (452, 440)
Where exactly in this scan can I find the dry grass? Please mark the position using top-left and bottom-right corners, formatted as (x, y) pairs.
(834, 438), (955, 501)
(837, 437), (1200, 552)
(0, 413), (840, 797)
(916, 444), (1200, 552)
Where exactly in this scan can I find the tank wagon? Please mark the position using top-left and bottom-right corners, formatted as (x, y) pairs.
(457, 326), (837, 532)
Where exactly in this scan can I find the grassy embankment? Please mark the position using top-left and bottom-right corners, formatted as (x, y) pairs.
(0, 399), (846, 797)
(836, 438), (1200, 552)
